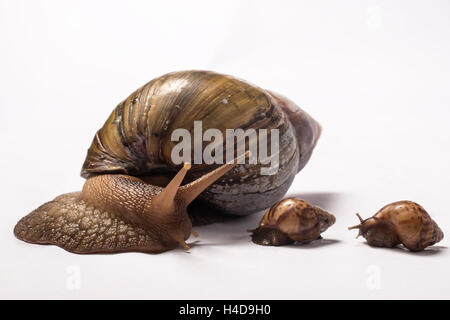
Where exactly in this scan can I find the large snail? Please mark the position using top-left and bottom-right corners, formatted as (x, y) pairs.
(249, 198), (336, 246)
(14, 70), (321, 254)
(348, 201), (444, 252)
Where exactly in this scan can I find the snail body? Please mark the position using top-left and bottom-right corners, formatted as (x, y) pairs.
(249, 198), (336, 246)
(348, 201), (444, 251)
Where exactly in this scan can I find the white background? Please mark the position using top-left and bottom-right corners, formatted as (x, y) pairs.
(1, 0), (449, 299)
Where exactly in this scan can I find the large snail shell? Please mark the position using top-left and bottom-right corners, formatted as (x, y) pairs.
(81, 71), (321, 216)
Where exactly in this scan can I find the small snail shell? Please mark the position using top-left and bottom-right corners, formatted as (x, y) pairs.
(81, 70), (321, 216)
(348, 201), (444, 252)
(14, 153), (249, 254)
(249, 198), (336, 246)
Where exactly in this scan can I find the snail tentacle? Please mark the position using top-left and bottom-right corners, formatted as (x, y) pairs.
(177, 151), (251, 206)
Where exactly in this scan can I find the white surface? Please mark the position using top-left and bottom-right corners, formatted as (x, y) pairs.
(1, 0), (449, 299)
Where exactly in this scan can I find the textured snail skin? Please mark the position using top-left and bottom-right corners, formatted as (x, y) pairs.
(14, 155), (246, 254)
(14, 192), (172, 254)
(81, 70), (321, 216)
(349, 201), (444, 252)
(249, 198), (336, 246)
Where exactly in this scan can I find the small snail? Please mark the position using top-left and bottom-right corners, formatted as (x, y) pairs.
(348, 201), (444, 252)
(14, 153), (250, 254)
(14, 70), (321, 254)
(249, 198), (336, 246)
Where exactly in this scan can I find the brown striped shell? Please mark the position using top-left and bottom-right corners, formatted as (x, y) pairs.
(249, 198), (336, 246)
(81, 70), (321, 216)
(349, 201), (444, 251)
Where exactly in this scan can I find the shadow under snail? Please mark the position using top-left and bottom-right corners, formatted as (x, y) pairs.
(14, 70), (322, 254)
(348, 201), (444, 252)
(249, 198), (336, 246)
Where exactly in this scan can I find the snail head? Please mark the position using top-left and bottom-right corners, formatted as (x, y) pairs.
(348, 213), (399, 247)
(315, 207), (336, 233)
